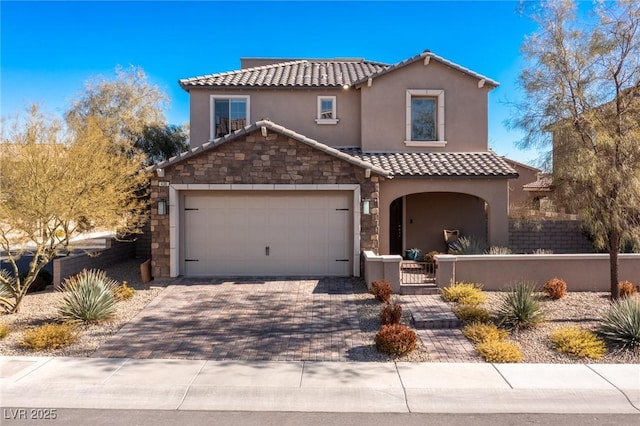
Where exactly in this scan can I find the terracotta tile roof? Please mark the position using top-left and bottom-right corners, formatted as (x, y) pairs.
(339, 149), (518, 178)
(151, 121), (393, 178)
(354, 50), (499, 88)
(523, 174), (554, 191)
(179, 60), (389, 89)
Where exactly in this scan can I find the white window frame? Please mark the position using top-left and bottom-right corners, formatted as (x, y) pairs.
(210, 95), (250, 141)
(315, 96), (339, 124)
(405, 89), (446, 147)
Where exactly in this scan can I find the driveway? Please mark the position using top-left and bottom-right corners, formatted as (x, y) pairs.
(93, 278), (366, 361)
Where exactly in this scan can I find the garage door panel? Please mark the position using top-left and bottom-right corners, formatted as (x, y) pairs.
(182, 191), (351, 276)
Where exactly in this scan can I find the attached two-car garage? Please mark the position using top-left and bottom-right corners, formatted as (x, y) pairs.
(181, 191), (353, 276)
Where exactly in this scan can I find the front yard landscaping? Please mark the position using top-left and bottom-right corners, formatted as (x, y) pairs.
(0, 262), (638, 364)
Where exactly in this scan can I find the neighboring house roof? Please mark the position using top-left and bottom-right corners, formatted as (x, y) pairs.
(339, 149), (518, 178)
(179, 49), (499, 90)
(523, 174), (554, 191)
(179, 59), (389, 89)
(151, 120), (393, 178)
(501, 156), (541, 173)
(353, 50), (499, 88)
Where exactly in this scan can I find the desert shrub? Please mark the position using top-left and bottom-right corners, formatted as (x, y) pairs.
(374, 324), (417, 356)
(113, 281), (136, 301)
(380, 302), (402, 325)
(543, 278), (567, 300)
(496, 282), (544, 329)
(618, 281), (638, 299)
(424, 250), (440, 262)
(441, 282), (486, 305)
(21, 323), (77, 351)
(486, 246), (512, 255)
(370, 280), (392, 303)
(462, 322), (508, 344)
(550, 326), (606, 359)
(0, 323), (10, 339)
(455, 304), (492, 324)
(59, 269), (118, 323)
(532, 248), (553, 254)
(476, 340), (522, 363)
(599, 297), (640, 350)
(448, 236), (486, 255)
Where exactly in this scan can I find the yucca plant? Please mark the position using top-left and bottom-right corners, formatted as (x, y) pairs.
(448, 236), (486, 255)
(486, 246), (512, 255)
(599, 297), (640, 350)
(496, 282), (544, 329)
(59, 269), (118, 323)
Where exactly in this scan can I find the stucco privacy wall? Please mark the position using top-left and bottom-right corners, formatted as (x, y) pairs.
(435, 254), (640, 291)
(508, 220), (594, 254)
(150, 129), (381, 278)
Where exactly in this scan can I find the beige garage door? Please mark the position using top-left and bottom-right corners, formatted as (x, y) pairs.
(182, 191), (352, 276)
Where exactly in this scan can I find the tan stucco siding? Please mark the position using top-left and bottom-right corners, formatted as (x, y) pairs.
(188, 88), (361, 149)
(360, 60), (490, 152)
(378, 178), (509, 254)
(404, 193), (487, 253)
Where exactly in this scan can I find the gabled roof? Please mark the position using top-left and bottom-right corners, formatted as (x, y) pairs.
(339, 149), (518, 178)
(354, 50), (499, 88)
(179, 50), (498, 90)
(179, 59), (389, 90)
(151, 120), (393, 178)
(501, 156), (541, 173)
(523, 174), (553, 191)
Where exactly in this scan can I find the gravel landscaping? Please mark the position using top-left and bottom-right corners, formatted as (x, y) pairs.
(1, 261), (639, 363)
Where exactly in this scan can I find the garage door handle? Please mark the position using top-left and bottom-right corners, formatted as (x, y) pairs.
(185, 259), (199, 262)
(265, 246), (270, 256)
(335, 259), (349, 262)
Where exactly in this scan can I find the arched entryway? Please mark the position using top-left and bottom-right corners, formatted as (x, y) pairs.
(389, 192), (488, 256)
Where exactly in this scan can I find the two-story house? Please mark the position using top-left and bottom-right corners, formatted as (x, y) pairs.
(149, 50), (518, 278)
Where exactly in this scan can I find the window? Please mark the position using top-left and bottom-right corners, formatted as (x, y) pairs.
(210, 95), (250, 140)
(405, 89), (446, 147)
(315, 96), (338, 124)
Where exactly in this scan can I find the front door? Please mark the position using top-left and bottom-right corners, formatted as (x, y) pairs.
(389, 197), (403, 255)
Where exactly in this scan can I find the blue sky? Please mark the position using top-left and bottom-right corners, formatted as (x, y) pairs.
(2, 0), (544, 165)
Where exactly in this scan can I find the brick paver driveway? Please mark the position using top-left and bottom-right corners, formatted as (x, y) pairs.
(93, 278), (365, 361)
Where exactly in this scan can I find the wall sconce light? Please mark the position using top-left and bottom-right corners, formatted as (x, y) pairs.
(362, 198), (371, 215)
(157, 199), (167, 216)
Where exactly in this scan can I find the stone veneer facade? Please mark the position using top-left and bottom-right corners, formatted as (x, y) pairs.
(150, 129), (383, 278)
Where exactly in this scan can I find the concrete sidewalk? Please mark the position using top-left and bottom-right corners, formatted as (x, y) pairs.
(1, 357), (638, 414)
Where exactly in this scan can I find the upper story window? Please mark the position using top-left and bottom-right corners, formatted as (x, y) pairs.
(315, 96), (338, 124)
(405, 89), (446, 147)
(210, 95), (250, 140)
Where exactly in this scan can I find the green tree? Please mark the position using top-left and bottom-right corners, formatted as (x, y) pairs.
(512, 0), (640, 299)
(65, 65), (168, 153)
(135, 124), (189, 164)
(0, 106), (148, 313)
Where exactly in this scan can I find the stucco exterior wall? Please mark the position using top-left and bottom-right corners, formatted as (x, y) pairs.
(378, 178), (509, 254)
(504, 159), (540, 212)
(188, 89), (361, 149)
(405, 192), (487, 253)
(436, 254), (640, 291)
(360, 60), (490, 152)
(150, 128), (381, 278)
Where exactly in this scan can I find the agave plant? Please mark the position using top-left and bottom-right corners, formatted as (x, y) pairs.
(59, 269), (118, 323)
(599, 297), (640, 350)
(496, 281), (545, 329)
(448, 236), (486, 255)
